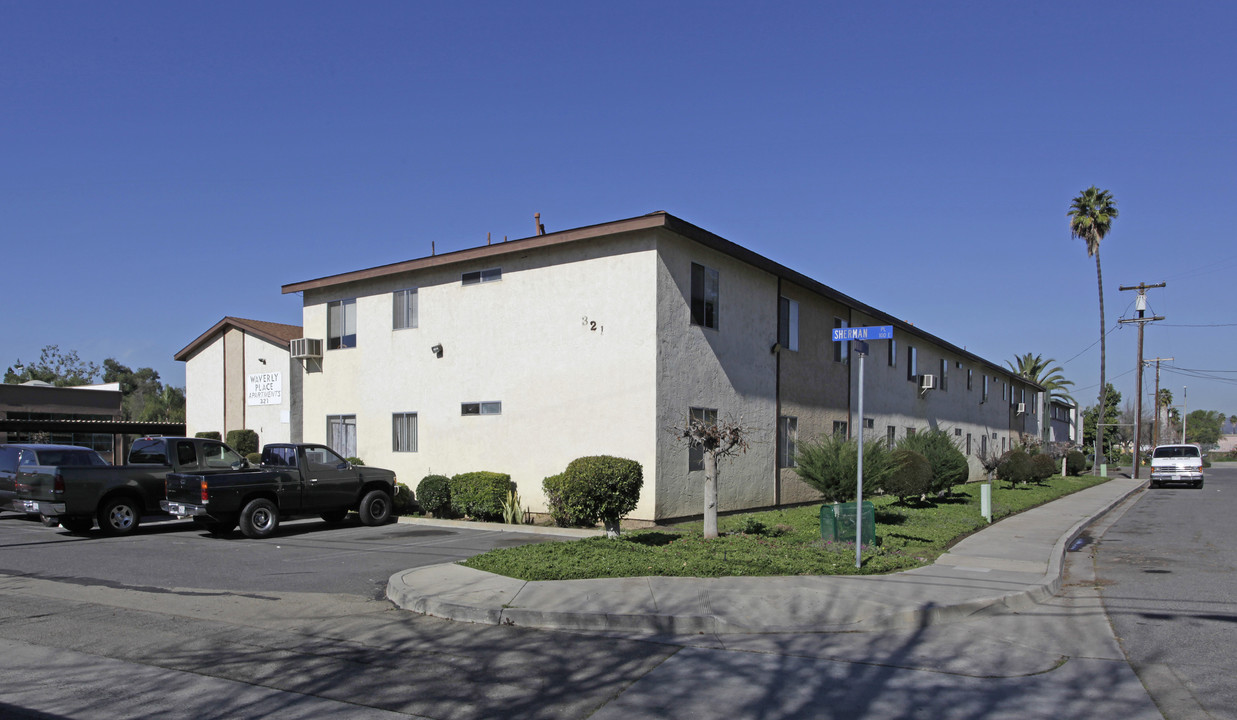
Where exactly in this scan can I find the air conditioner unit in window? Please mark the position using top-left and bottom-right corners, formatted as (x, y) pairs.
(291, 338), (323, 359)
(1016, 402), (1026, 415)
(919, 374), (937, 390)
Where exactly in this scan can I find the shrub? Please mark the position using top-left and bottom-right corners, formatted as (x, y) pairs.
(195, 431), (222, 441)
(245, 452), (262, 466)
(1029, 453), (1057, 483)
(543, 456), (643, 536)
(417, 475), (452, 518)
(449, 471), (512, 521)
(738, 515), (769, 535)
(794, 434), (896, 503)
(225, 429), (259, 456)
(346, 457), (365, 466)
(996, 448), (1034, 487)
(1066, 450), (1087, 476)
(896, 429), (969, 494)
(883, 449), (934, 503)
(393, 483), (418, 515)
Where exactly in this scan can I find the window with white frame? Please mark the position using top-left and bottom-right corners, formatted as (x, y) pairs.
(982, 375), (989, 403)
(392, 413), (418, 452)
(833, 318), (849, 363)
(326, 415), (357, 459)
(887, 425), (896, 447)
(940, 358), (948, 391)
(778, 416), (798, 468)
(393, 288), (418, 330)
(327, 299), (357, 350)
(688, 406), (718, 471)
(462, 268), (501, 285)
(888, 339), (897, 367)
(690, 263), (720, 329)
(778, 297), (799, 351)
(461, 402), (502, 416)
(833, 420), (848, 437)
(907, 346), (917, 381)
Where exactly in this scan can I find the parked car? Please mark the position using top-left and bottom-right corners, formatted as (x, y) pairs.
(162, 443), (398, 539)
(15, 436), (249, 535)
(1, 444), (109, 521)
(1148, 444), (1205, 489)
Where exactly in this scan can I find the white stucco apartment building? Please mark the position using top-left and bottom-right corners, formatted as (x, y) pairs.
(278, 212), (1042, 521)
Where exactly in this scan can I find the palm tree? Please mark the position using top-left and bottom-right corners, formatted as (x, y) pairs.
(1068, 186), (1119, 466)
(1007, 353), (1076, 441)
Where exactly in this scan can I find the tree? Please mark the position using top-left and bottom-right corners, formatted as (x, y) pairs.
(1082, 384), (1122, 458)
(1068, 186), (1119, 467)
(1184, 410), (1223, 447)
(896, 428), (969, 495)
(4, 345), (100, 386)
(1006, 353), (1076, 440)
(676, 415), (749, 539)
(103, 359), (185, 422)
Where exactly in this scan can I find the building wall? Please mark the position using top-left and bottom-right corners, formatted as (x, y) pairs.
(653, 233), (779, 520)
(300, 232), (662, 517)
(184, 339), (225, 437)
(242, 333), (293, 445)
(223, 328), (245, 435)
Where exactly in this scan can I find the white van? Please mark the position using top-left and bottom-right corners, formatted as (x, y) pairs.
(1148, 444), (1205, 489)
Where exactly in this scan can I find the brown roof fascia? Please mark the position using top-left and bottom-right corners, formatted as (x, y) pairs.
(174, 317), (303, 362)
(280, 213), (672, 296)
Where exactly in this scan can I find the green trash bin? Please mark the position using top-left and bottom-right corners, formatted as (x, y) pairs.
(820, 501), (875, 545)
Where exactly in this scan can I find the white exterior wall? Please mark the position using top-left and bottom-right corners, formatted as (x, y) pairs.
(301, 233), (662, 518)
(184, 340), (224, 438)
(653, 234), (779, 519)
(243, 333), (293, 445)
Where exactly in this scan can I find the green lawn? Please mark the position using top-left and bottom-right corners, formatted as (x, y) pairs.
(460, 474), (1109, 580)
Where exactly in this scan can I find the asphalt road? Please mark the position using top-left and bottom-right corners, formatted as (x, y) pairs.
(0, 502), (1161, 719)
(1095, 462), (1237, 719)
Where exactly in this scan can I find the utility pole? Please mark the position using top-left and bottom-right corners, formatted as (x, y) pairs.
(1118, 282), (1165, 478)
(1146, 357), (1173, 446)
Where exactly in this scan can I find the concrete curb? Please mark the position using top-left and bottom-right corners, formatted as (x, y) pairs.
(394, 515), (605, 539)
(387, 479), (1148, 635)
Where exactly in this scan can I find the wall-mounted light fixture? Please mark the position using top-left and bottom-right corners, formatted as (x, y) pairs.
(431, 344), (443, 358)
(258, 358), (267, 364)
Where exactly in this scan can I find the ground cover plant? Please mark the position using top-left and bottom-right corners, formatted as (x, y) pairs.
(460, 474), (1108, 580)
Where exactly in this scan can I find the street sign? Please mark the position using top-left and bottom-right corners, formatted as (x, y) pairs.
(832, 325), (893, 342)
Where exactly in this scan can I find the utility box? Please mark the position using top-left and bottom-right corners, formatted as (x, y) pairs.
(821, 501), (875, 544)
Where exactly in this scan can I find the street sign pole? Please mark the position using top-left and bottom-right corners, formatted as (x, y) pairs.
(831, 326), (890, 570)
(854, 340), (868, 569)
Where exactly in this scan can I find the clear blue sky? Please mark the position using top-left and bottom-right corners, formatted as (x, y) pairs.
(4, 1), (1235, 418)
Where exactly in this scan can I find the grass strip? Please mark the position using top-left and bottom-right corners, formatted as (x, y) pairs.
(460, 474), (1109, 580)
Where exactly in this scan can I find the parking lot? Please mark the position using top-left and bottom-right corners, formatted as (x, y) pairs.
(0, 512), (557, 598)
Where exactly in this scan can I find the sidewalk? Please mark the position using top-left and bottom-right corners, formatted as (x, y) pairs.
(387, 476), (1144, 635)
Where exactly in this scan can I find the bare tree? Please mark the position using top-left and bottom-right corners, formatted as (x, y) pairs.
(675, 415), (750, 539)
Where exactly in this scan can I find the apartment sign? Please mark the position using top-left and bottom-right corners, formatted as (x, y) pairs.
(247, 372), (282, 406)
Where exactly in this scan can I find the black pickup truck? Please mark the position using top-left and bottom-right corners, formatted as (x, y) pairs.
(162, 443), (398, 538)
(15, 436), (249, 535)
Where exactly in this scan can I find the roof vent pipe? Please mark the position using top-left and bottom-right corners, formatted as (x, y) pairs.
(535, 212), (545, 236)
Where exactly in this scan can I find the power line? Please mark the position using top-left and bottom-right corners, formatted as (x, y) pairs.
(1060, 323), (1122, 366)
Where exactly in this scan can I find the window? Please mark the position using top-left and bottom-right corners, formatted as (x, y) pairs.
(967, 369), (973, 391)
(1002, 437), (1007, 453)
(954, 428), (962, 436)
(778, 297), (799, 351)
(778, 416), (798, 468)
(982, 375), (989, 403)
(305, 445), (349, 472)
(1002, 381), (1008, 402)
(202, 442), (245, 469)
(833, 318), (849, 363)
(887, 425), (896, 447)
(690, 263), (720, 329)
(688, 407), (718, 471)
(966, 433), (972, 455)
(462, 268), (501, 285)
(393, 289), (418, 330)
(833, 420), (848, 437)
(393, 413), (418, 452)
(907, 346), (918, 381)
(888, 339), (897, 367)
(327, 299), (357, 349)
(462, 402), (502, 416)
(864, 418), (874, 430)
(981, 434), (987, 458)
(327, 415), (357, 459)
(906, 427), (916, 437)
(940, 359), (948, 391)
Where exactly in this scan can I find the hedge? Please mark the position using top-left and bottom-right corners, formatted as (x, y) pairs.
(449, 471), (512, 521)
(417, 475), (452, 518)
(543, 456), (643, 533)
(225, 429), (259, 456)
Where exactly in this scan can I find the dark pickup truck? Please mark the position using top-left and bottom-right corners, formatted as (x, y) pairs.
(16, 436), (250, 535)
(1, 444), (109, 521)
(162, 443), (398, 538)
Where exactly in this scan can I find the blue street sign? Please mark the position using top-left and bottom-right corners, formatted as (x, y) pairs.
(832, 325), (894, 342)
